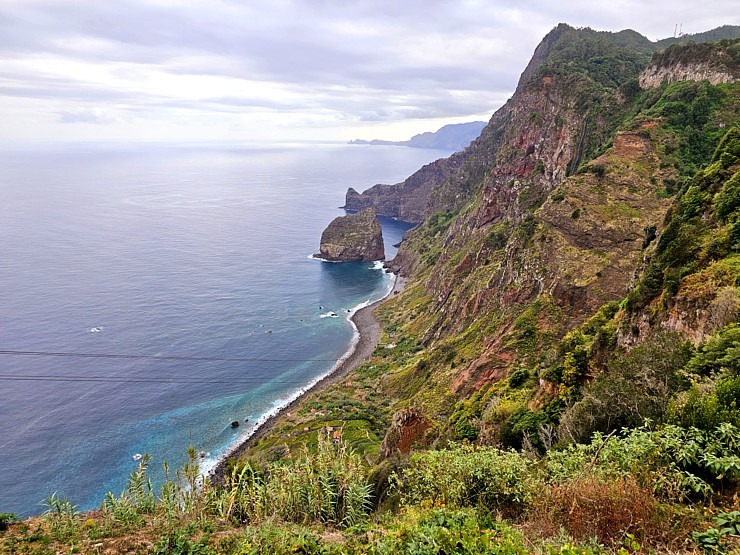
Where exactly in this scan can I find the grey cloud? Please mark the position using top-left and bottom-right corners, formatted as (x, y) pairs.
(0, 0), (736, 135)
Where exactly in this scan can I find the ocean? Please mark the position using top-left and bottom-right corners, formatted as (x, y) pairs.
(0, 142), (447, 517)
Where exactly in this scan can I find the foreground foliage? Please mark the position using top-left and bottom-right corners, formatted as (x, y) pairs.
(3, 424), (739, 553)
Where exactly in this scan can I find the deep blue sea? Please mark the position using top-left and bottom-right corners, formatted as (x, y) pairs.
(0, 142), (447, 517)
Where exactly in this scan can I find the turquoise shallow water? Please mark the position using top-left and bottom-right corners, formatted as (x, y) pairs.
(0, 142), (445, 516)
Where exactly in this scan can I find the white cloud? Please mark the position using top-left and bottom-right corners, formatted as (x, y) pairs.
(57, 107), (119, 124)
(0, 0), (736, 142)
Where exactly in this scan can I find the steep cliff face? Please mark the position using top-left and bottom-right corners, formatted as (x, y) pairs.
(246, 28), (740, 467)
(344, 24), (659, 227)
(639, 39), (739, 89)
(317, 208), (385, 262)
(374, 33), (740, 442)
(343, 155), (465, 223)
(618, 126), (740, 347)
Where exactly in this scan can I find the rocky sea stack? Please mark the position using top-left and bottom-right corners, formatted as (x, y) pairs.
(317, 208), (385, 262)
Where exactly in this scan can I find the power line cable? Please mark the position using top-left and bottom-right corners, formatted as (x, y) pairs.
(0, 349), (339, 363)
(0, 349), (347, 385)
(0, 373), (321, 385)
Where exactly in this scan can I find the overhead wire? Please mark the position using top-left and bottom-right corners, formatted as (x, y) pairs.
(0, 349), (339, 363)
(0, 348), (344, 385)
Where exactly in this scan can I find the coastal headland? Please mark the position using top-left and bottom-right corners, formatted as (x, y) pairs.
(209, 273), (407, 484)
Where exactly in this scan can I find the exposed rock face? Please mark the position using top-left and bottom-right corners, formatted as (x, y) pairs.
(639, 40), (739, 88)
(317, 208), (385, 262)
(342, 155), (465, 223)
(379, 407), (431, 458)
(640, 62), (736, 88)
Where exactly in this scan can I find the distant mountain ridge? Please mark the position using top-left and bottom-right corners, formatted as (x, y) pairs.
(348, 121), (487, 151)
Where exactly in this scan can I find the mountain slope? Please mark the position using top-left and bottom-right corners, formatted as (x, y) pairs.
(344, 25), (739, 225)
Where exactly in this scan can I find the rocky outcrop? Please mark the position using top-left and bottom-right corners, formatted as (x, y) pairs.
(639, 39), (739, 88)
(342, 154), (465, 223)
(379, 407), (431, 458)
(640, 62), (736, 88)
(317, 208), (385, 262)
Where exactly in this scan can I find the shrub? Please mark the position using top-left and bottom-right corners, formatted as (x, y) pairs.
(527, 476), (658, 546)
(102, 453), (156, 528)
(667, 377), (740, 430)
(693, 511), (740, 554)
(152, 530), (215, 555)
(374, 507), (528, 555)
(508, 368), (529, 388)
(558, 333), (690, 443)
(0, 513), (16, 532)
(642, 224), (657, 249)
(687, 323), (740, 376)
(588, 163), (606, 177)
(500, 408), (549, 451)
(42, 492), (80, 540)
(397, 444), (534, 516)
(246, 432), (371, 527)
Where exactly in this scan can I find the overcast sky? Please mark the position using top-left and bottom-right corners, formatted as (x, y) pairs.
(0, 0), (736, 143)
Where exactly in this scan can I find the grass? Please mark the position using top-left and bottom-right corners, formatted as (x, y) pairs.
(4, 424), (739, 554)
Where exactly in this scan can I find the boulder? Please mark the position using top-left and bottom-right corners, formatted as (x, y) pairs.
(317, 208), (385, 262)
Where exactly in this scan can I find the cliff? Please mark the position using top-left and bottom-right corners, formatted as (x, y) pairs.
(383, 37), (738, 447)
(639, 38), (739, 88)
(300, 30), (739, 453)
(317, 208), (385, 262)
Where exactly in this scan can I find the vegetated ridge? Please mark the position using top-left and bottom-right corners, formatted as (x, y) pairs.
(3, 24), (740, 555)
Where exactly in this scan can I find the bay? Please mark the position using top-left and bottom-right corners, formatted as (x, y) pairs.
(0, 142), (446, 516)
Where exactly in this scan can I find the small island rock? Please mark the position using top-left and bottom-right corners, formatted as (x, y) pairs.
(317, 208), (385, 262)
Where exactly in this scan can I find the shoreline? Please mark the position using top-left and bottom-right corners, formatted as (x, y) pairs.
(208, 272), (407, 484)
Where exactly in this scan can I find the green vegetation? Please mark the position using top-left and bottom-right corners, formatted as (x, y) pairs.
(5, 28), (740, 555)
(643, 81), (734, 175)
(5, 425), (740, 553)
(651, 38), (740, 71)
(626, 126), (740, 312)
(532, 24), (653, 90)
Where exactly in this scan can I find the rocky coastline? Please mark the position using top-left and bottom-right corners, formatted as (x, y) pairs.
(209, 274), (407, 484)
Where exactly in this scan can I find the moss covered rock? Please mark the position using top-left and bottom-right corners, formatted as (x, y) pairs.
(318, 208), (385, 262)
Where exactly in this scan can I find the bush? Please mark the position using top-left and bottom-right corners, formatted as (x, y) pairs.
(716, 171), (740, 222)
(42, 492), (80, 540)
(528, 476), (658, 546)
(374, 507), (528, 555)
(224, 432), (372, 528)
(687, 323), (740, 376)
(693, 511), (740, 554)
(397, 444), (534, 516)
(152, 530), (215, 555)
(0, 513), (16, 532)
(558, 333), (691, 443)
(508, 368), (529, 388)
(667, 377), (740, 430)
(500, 408), (549, 451)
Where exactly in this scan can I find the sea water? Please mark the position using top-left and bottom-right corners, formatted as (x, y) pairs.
(0, 142), (448, 517)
